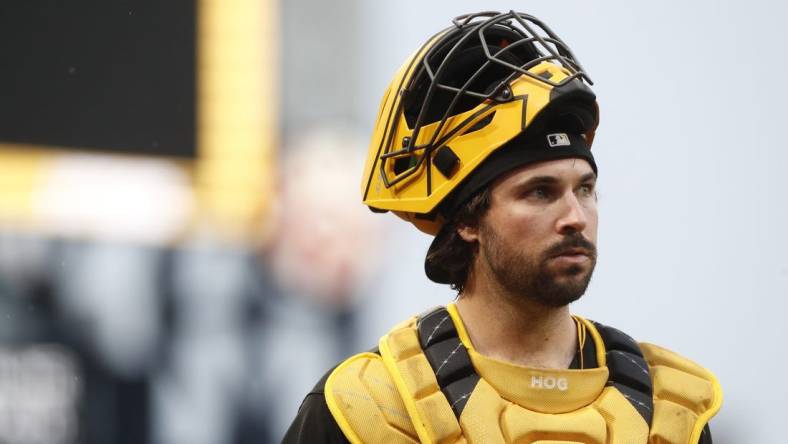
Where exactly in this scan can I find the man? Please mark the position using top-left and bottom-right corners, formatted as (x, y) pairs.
(285, 11), (721, 443)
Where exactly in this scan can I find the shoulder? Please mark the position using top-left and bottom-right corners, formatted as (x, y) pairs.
(638, 341), (723, 414)
(325, 342), (419, 443)
(587, 320), (723, 407)
(587, 320), (722, 443)
(284, 346), (417, 444)
(288, 315), (424, 444)
(638, 342), (723, 444)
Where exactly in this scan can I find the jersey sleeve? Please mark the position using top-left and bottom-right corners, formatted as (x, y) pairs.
(698, 424), (713, 444)
(282, 369), (350, 444)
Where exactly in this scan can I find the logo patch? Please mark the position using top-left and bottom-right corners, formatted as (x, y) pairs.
(547, 133), (571, 147)
(531, 375), (569, 391)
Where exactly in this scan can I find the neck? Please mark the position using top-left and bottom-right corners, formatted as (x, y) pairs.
(456, 271), (578, 369)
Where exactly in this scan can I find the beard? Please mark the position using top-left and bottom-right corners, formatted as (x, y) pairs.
(479, 228), (597, 308)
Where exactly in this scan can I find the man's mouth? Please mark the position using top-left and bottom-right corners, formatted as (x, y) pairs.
(552, 248), (591, 258)
(544, 235), (597, 266)
(549, 247), (593, 266)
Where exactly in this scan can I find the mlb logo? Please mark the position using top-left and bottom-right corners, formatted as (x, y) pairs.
(547, 133), (570, 147)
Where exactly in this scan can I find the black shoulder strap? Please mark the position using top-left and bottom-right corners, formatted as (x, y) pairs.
(416, 306), (480, 418)
(592, 321), (654, 427)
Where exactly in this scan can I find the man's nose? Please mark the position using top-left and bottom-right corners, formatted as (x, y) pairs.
(555, 192), (588, 235)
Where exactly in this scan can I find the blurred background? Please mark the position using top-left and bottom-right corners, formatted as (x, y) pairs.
(0, 0), (785, 442)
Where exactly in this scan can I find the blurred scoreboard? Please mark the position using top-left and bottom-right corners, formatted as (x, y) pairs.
(0, 0), (196, 158)
(0, 0), (277, 244)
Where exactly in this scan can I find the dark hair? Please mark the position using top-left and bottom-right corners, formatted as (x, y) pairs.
(425, 188), (492, 294)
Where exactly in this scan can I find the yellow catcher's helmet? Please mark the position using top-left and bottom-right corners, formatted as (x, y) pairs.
(361, 11), (599, 236)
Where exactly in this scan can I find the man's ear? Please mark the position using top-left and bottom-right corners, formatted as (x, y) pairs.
(457, 223), (479, 242)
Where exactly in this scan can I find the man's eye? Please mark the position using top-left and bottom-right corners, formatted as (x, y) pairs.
(578, 184), (595, 197)
(528, 186), (550, 200)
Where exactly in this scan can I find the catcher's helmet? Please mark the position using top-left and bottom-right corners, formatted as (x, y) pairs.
(361, 10), (599, 236)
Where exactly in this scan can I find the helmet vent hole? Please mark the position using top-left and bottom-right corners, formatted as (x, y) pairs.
(393, 156), (416, 175)
(537, 70), (554, 80)
(461, 111), (495, 136)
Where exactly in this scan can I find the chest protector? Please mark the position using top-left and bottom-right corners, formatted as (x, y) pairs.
(325, 305), (722, 443)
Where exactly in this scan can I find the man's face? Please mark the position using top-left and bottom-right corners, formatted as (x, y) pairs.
(467, 158), (598, 307)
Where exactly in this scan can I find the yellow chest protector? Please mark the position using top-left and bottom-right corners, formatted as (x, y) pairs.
(325, 305), (722, 444)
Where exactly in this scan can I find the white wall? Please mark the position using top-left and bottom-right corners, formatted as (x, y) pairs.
(354, 2), (788, 442)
